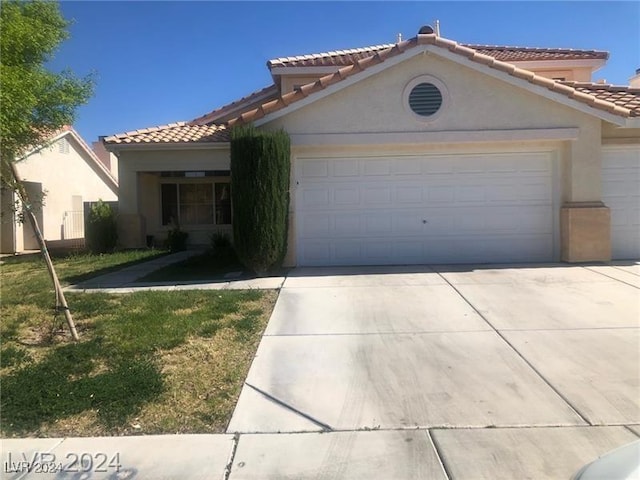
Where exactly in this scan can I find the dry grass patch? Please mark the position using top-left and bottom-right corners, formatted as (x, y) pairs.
(1, 252), (278, 437)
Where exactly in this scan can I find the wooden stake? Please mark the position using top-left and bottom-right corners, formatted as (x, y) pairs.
(9, 162), (79, 341)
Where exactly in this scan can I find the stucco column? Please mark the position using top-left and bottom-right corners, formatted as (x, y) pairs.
(560, 120), (611, 262)
(117, 167), (146, 248)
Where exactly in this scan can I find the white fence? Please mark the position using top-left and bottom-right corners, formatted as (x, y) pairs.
(62, 210), (84, 239)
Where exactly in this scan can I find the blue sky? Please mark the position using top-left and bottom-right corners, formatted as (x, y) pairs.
(50, 1), (639, 144)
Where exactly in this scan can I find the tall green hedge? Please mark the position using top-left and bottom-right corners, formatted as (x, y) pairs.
(230, 126), (291, 274)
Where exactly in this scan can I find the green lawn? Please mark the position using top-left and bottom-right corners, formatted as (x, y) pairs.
(0, 251), (277, 437)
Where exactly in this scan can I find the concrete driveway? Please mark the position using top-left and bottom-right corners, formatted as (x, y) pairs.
(227, 263), (640, 479)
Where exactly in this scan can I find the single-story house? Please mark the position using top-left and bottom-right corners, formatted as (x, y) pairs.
(1, 126), (119, 253)
(104, 27), (640, 266)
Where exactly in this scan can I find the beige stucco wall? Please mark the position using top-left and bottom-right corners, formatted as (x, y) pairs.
(12, 135), (117, 248)
(117, 147), (231, 246)
(602, 123), (640, 144)
(266, 53), (599, 135)
(264, 51), (609, 264)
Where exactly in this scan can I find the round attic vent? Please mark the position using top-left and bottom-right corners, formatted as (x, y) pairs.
(408, 82), (443, 116)
(419, 25), (434, 35)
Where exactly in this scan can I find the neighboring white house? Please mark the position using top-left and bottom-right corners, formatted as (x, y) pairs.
(104, 27), (640, 266)
(1, 126), (119, 253)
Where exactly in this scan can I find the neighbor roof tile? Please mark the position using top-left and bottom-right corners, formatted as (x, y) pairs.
(560, 82), (640, 116)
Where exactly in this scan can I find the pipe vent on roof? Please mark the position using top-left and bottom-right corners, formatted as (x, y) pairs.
(418, 25), (434, 35)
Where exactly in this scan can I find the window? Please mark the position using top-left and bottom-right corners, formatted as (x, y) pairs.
(215, 183), (231, 224)
(161, 182), (231, 226)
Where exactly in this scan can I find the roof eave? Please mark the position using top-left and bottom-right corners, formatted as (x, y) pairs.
(105, 141), (230, 153)
(623, 117), (640, 128)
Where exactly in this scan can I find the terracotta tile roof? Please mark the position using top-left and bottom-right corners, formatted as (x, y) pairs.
(189, 84), (279, 126)
(103, 122), (229, 145)
(559, 81), (640, 117)
(228, 35), (630, 127)
(268, 44), (396, 68)
(107, 36), (630, 146)
(464, 44), (609, 62)
(267, 41), (608, 68)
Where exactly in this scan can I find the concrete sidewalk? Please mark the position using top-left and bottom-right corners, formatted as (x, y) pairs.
(64, 249), (285, 293)
(3, 427), (638, 479)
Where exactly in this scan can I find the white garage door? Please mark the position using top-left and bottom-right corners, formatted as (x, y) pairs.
(602, 146), (640, 260)
(296, 152), (555, 266)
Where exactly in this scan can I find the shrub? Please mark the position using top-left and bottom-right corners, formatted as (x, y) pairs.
(86, 200), (117, 253)
(230, 126), (291, 275)
(166, 226), (188, 253)
(209, 232), (237, 266)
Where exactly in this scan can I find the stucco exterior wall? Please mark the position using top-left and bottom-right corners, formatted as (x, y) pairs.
(266, 53), (605, 202)
(265, 52), (611, 264)
(602, 123), (640, 144)
(266, 53), (597, 135)
(117, 147), (231, 247)
(117, 148), (230, 214)
(13, 135), (117, 245)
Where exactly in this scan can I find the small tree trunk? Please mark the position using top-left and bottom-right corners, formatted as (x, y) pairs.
(9, 162), (79, 341)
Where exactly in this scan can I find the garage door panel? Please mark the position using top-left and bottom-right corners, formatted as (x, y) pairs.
(427, 186), (454, 203)
(333, 159), (359, 177)
(334, 214), (361, 235)
(395, 158), (422, 175)
(301, 159), (328, 177)
(363, 187), (391, 204)
(363, 159), (391, 176)
(395, 186), (423, 203)
(455, 185), (486, 202)
(602, 146), (640, 260)
(302, 188), (329, 207)
(302, 242), (331, 263)
(487, 185), (517, 202)
(365, 215), (392, 233)
(334, 188), (360, 205)
(365, 242), (393, 259)
(395, 214), (424, 234)
(333, 241), (361, 261)
(301, 214), (330, 236)
(519, 182), (551, 201)
(296, 152), (555, 265)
